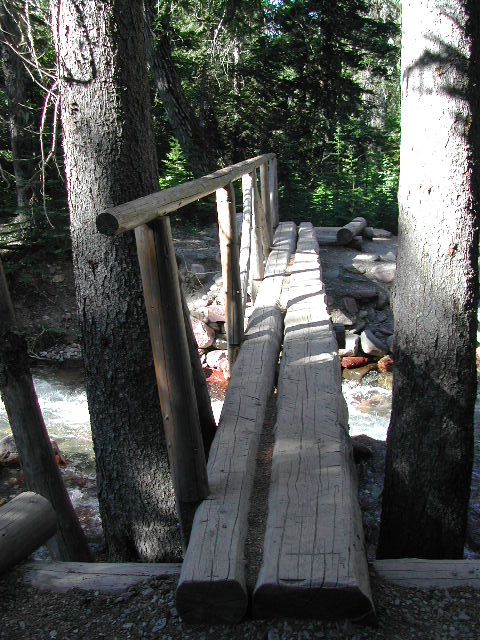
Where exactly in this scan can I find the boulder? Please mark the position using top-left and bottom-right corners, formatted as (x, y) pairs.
(377, 355), (394, 373)
(381, 251), (397, 263)
(372, 228), (393, 238)
(330, 308), (356, 327)
(207, 305), (226, 323)
(370, 263), (396, 284)
(343, 296), (358, 314)
(205, 349), (228, 369)
(341, 356), (369, 369)
(190, 316), (215, 349)
(0, 435), (65, 466)
(338, 333), (360, 357)
(360, 329), (388, 357)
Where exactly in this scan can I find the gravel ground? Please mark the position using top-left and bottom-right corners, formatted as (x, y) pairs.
(1, 427), (479, 640)
(1, 568), (480, 640)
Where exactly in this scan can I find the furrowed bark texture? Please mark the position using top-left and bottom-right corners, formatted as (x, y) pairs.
(52, 0), (182, 561)
(378, 0), (478, 559)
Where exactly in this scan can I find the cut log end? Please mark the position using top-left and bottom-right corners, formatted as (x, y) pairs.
(96, 211), (120, 236)
(0, 492), (57, 574)
(253, 583), (376, 625)
(176, 579), (248, 624)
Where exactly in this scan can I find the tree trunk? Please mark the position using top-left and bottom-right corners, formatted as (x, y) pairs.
(51, 0), (182, 561)
(378, 0), (479, 559)
(144, 2), (215, 177)
(0, 260), (92, 561)
(0, 0), (35, 210)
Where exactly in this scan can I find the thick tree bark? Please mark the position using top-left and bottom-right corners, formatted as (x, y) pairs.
(378, 0), (478, 559)
(0, 1), (35, 209)
(144, 3), (215, 177)
(51, 0), (182, 561)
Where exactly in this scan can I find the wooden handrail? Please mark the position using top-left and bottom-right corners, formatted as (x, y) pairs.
(94, 153), (278, 544)
(96, 153), (275, 236)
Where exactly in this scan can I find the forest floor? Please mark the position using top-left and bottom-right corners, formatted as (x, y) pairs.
(1, 224), (480, 639)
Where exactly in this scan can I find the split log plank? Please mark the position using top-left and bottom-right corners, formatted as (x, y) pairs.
(336, 217), (367, 245)
(22, 561), (181, 593)
(253, 222), (375, 623)
(176, 222), (297, 624)
(0, 493), (57, 574)
(374, 559), (480, 589)
(97, 153), (275, 236)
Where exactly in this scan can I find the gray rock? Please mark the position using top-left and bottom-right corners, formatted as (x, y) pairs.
(353, 253), (380, 263)
(360, 329), (388, 357)
(343, 296), (358, 314)
(376, 291), (389, 309)
(370, 262), (396, 284)
(330, 308), (356, 327)
(338, 333), (360, 357)
(372, 228), (393, 238)
(381, 251), (397, 262)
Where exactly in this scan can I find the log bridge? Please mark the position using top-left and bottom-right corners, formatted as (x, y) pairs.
(95, 154), (374, 623)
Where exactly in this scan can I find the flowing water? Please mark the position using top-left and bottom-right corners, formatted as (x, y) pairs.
(1, 364), (478, 554)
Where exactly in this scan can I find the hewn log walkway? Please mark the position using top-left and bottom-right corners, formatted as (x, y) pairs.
(176, 223), (297, 623)
(176, 221), (375, 624)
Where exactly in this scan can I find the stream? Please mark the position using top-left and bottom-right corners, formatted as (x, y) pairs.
(1, 363), (478, 555)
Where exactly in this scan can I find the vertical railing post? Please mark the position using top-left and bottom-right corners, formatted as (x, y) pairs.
(240, 173), (253, 312)
(260, 162), (273, 240)
(250, 171), (265, 303)
(216, 182), (244, 366)
(135, 218), (209, 548)
(253, 174), (271, 259)
(268, 156), (279, 228)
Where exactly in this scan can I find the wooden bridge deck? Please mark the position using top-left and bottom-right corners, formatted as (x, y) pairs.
(176, 221), (375, 624)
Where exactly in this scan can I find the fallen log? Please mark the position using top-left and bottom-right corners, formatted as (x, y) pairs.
(337, 217), (367, 245)
(0, 493), (57, 574)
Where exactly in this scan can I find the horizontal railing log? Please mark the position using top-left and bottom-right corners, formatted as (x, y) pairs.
(96, 153), (275, 236)
(96, 153), (278, 546)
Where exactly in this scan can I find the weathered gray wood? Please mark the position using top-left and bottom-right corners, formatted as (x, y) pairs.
(22, 561), (181, 593)
(176, 222), (297, 624)
(216, 183), (244, 365)
(135, 219), (209, 546)
(374, 559), (480, 589)
(96, 153), (275, 236)
(0, 261), (92, 562)
(253, 222), (375, 623)
(250, 172), (265, 302)
(337, 217), (367, 245)
(253, 177), (272, 259)
(260, 162), (272, 238)
(268, 157), (279, 228)
(315, 226), (342, 245)
(0, 493), (57, 574)
(240, 173), (254, 311)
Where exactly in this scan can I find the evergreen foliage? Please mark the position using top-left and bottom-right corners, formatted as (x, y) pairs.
(0, 0), (401, 261)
